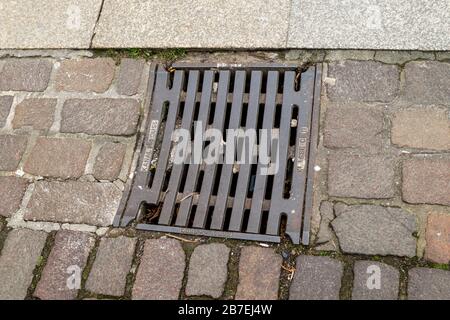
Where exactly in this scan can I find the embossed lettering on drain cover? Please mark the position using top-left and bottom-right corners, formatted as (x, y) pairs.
(114, 63), (322, 245)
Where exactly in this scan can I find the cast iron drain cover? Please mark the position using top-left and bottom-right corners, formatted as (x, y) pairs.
(114, 63), (322, 245)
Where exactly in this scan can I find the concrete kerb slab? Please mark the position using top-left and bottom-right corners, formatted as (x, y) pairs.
(0, 0), (103, 49)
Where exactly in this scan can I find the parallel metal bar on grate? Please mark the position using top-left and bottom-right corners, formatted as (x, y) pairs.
(114, 63), (322, 245)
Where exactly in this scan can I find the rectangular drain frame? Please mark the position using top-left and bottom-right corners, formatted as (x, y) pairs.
(114, 63), (322, 245)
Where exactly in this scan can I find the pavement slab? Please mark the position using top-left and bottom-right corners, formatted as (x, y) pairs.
(288, 0), (450, 50)
(1, 1), (449, 50)
(93, 0), (290, 48)
(0, 0), (103, 49)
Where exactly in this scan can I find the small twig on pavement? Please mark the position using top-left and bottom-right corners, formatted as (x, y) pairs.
(281, 264), (296, 281)
(165, 234), (199, 243)
(180, 193), (195, 202)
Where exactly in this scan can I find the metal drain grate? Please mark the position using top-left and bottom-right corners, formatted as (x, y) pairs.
(114, 63), (322, 245)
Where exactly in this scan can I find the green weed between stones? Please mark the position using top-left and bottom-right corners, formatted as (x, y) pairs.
(94, 48), (186, 63)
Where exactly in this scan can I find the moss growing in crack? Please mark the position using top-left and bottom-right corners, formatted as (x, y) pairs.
(0, 222), (9, 254)
(178, 241), (196, 300)
(126, 48), (155, 59)
(157, 48), (187, 62)
(26, 231), (56, 299)
(221, 243), (241, 300)
(77, 236), (100, 300)
(123, 238), (145, 300)
(94, 48), (187, 64)
(430, 263), (449, 271)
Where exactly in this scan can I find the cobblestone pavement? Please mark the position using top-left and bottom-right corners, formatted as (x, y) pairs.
(0, 50), (449, 300)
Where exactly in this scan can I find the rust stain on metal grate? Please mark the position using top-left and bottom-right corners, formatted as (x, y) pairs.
(114, 63), (322, 245)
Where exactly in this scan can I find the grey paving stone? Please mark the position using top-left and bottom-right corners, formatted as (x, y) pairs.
(34, 230), (95, 300)
(0, 135), (28, 171)
(0, 96), (13, 128)
(289, 255), (343, 300)
(404, 61), (450, 106)
(185, 243), (230, 298)
(331, 205), (417, 257)
(12, 98), (57, 131)
(328, 153), (396, 199)
(0, 0), (103, 49)
(25, 181), (122, 226)
(288, 0), (450, 50)
(391, 108), (450, 151)
(86, 236), (136, 297)
(374, 51), (435, 64)
(55, 58), (116, 93)
(61, 99), (140, 136)
(117, 59), (145, 96)
(316, 201), (335, 245)
(0, 229), (47, 300)
(132, 238), (185, 300)
(24, 137), (91, 179)
(324, 105), (384, 152)
(235, 246), (282, 300)
(352, 261), (399, 300)
(93, 0), (289, 48)
(0, 59), (52, 91)
(326, 61), (399, 103)
(425, 213), (450, 264)
(0, 177), (28, 217)
(402, 158), (450, 206)
(93, 143), (127, 181)
(408, 268), (450, 300)
(325, 50), (375, 61)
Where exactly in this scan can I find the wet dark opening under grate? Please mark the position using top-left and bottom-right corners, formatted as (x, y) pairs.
(114, 63), (322, 245)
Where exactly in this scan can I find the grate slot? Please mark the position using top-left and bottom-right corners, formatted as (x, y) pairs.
(228, 70), (262, 232)
(210, 70), (246, 230)
(159, 71), (200, 225)
(146, 70), (185, 205)
(193, 71), (230, 228)
(116, 63), (322, 245)
(246, 70), (279, 233)
(174, 71), (214, 226)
